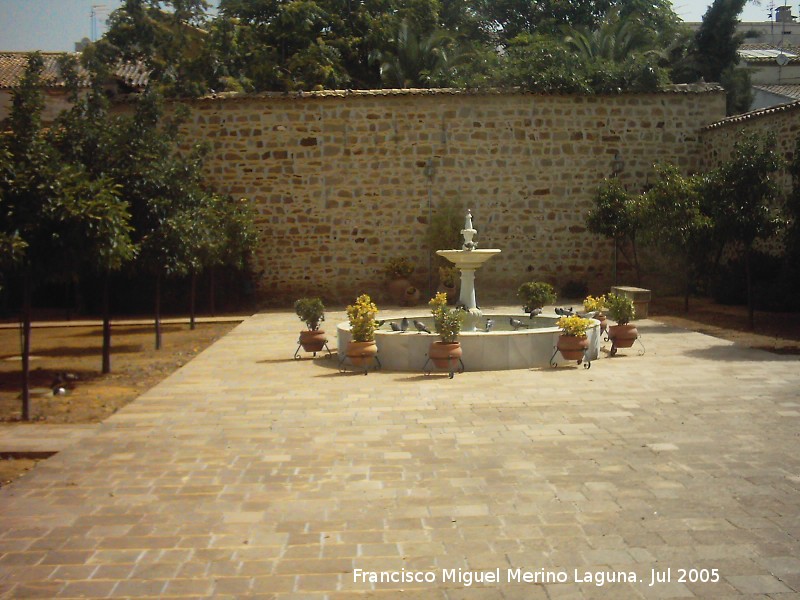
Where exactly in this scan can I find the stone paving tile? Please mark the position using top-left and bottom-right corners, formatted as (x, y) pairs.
(0, 311), (798, 598)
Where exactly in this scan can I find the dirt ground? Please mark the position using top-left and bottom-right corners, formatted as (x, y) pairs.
(1, 299), (798, 487)
(649, 296), (800, 354)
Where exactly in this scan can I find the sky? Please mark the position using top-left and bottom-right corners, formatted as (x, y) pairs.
(0, 0), (786, 53)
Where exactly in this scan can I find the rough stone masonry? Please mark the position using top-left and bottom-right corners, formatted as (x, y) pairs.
(180, 85), (726, 304)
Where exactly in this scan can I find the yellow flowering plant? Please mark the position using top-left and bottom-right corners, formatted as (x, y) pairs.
(429, 292), (463, 343)
(583, 294), (607, 313)
(556, 315), (593, 337)
(346, 294), (379, 342)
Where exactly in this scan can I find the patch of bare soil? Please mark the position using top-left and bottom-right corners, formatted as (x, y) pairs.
(649, 297), (800, 354)
(0, 321), (239, 423)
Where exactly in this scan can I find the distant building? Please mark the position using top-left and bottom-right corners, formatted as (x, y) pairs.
(687, 8), (800, 111)
(0, 52), (148, 123)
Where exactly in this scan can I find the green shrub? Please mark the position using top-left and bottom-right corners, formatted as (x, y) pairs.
(294, 297), (325, 330)
(517, 281), (557, 312)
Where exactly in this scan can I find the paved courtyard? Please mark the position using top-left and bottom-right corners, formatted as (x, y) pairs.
(0, 309), (798, 599)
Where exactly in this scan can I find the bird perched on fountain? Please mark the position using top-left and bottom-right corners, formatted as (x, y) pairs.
(509, 317), (525, 331)
(529, 308), (542, 318)
(390, 322), (402, 331)
(400, 317), (409, 332)
(485, 319), (494, 332)
(555, 307), (575, 316)
(413, 319), (431, 334)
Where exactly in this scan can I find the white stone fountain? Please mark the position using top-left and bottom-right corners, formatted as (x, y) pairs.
(436, 210), (501, 331)
(336, 209), (602, 371)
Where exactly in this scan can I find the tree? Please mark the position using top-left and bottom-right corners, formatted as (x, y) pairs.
(93, 0), (212, 96)
(587, 178), (643, 284)
(641, 164), (711, 311)
(675, 0), (751, 114)
(701, 133), (785, 329)
(371, 21), (462, 88)
(0, 54), (135, 418)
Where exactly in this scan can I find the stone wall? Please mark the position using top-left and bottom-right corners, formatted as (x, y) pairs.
(701, 100), (800, 190)
(180, 87), (727, 305)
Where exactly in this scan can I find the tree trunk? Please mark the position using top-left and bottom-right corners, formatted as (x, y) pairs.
(154, 272), (162, 350)
(102, 273), (111, 374)
(189, 270), (197, 331)
(21, 270), (32, 421)
(745, 248), (755, 330)
(209, 267), (216, 317)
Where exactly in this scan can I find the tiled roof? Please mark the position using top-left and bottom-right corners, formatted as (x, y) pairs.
(703, 98), (800, 130)
(0, 52), (148, 90)
(739, 43), (800, 63)
(753, 84), (800, 99)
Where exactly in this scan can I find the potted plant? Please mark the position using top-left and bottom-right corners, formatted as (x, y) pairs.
(405, 285), (421, 306)
(583, 294), (608, 332)
(437, 266), (459, 304)
(605, 293), (638, 355)
(517, 281), (557, 313)
(555, 315), (593, 361)
(384, 257), (415, 305)
(428, 292), (464, 372)
(345, 294), (379, 367)
(294, 297), (327, 355)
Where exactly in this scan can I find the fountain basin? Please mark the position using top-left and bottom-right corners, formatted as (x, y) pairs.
(337, 314), (602, 371)
(436, 249), (501, 271)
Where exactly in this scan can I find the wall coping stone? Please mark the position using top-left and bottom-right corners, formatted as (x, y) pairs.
(187, 83), (724, 103)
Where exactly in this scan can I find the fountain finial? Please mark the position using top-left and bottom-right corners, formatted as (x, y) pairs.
(462, 209), (477, 251)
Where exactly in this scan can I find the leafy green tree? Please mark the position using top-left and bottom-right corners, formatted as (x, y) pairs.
(673, 0), (751, 114)
(92, 0), (212, 96)
(0, 54), (135, 417)
(587, 178), (643, 284)
(641, 164), (711, 311)
(701, 133), (785, 328)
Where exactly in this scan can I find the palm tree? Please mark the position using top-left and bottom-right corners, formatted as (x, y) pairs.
(371, 21), (459, 88)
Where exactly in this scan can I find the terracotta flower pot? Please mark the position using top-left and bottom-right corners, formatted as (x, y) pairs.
(387, 278), (412, 305)
(299, 330), (327, 353)
(346, 340), (378, 367)
(428, 341), (462, 369)
(608, 324), (638, 348)
(404, 286), (421, 307)
(557, 334), (589, 361)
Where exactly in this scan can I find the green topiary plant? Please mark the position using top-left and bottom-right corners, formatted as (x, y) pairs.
(517, 281), (557, 312)
(346, 294), (379, 342)
(294, 297), (325, 330)
(605, 293), (636, 325)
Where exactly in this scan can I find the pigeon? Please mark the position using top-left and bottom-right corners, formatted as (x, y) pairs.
(555, 307), (575, 316)
(375, 320), (385, 327)
(485, 319), (495, 332)
(400, 317), (409, 332)
(509, 317), (525, 331)
(390, 322), (402, 331)
(413, 319), (431, 334)
(51, 372), (78, 395)
(529, 308), (542, 318)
